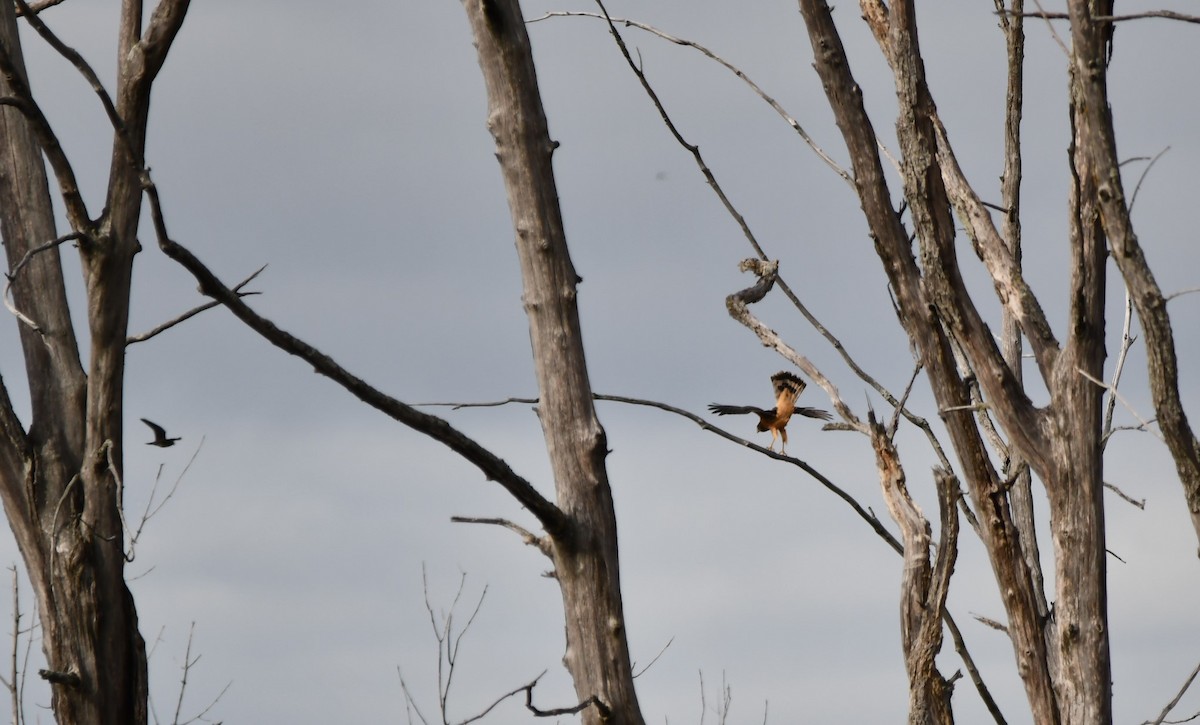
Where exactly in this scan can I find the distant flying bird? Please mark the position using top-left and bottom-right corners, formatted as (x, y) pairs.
(140, 418), (180, 448)
(708, 371), (830, 454)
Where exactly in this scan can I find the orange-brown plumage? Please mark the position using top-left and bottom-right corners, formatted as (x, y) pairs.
(708, 371), (830, 453)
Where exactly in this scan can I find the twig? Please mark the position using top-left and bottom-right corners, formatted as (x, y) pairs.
(457, 676), (542, 725)
(128, 267), (266, 344)
(584, 0), (769, 261)
(13, 0), (131, 158)
(1103, 481), (1145, 509)
(632, 636), (673, 678)
(397, 668), (432, 725)
(402, 567), (543, 725)
(171, 623), (194, 725)
(1148, 660), (1200, 725)
(887, 363), (922, 439)
(0, 19), (91, 232)
(4, 565), (18, 725)
(2, 232), (80, 332)
(1028, 0), (1070, 55)
(943, 608), (1007, 724)
(971, 613), (1008, 633)
(1077, 367), (1163, 442)
(128, 437), (207, 555)
(166, 623), (228, 725)
(14, 0), (68, 15)
(99, 440), (138, 563)
(1128, 147), (1171, 214)
(1102, 289), (1136, 447)
(524, 679), (609, 719)
(529, 10), (853, 187)
(1166, 287), (1200, 303)
(449, 516), (551, 557)
(1008, 9), (1200, 25)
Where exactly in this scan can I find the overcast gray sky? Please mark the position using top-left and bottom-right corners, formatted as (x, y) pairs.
(2, 1), (1199, 722)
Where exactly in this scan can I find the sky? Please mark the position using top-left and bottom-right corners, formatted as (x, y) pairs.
(1, 1), (1199, 723)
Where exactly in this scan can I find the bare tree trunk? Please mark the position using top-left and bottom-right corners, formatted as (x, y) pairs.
(0, 1), (188, 721)
(1064, 1), (1200, 555)
(797, 0), (1116, 721)
(0, 2), (146, 718)
(463, 1), (644, 723)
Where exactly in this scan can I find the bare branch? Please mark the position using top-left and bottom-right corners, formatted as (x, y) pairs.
(13, 0), (129, 151)
(1077, 367), (1162, 442)
(530, 10), (853, 187)
(943, 609), (1007, 725)
(632, 636), (673, 679)
(1128, 146), (1171, 214)
(1166, 287), (1200, 303)
(143, 177), (568, 539)
(1103, 481), (1145, 510)
(2, 231), (78, 332)
(583, 0), (771, 262)
(423, 392), (901, 554)
(1102, 291), (1136, 446)
(971, 613), (1008, 633)
(1148, 661), (1200, 725)
(4, 565), (18, 725)
(449, 516), (551, 558)
(931, 110), (1061, 382)
(0, 40), (91, 232)
(1009, 9), (1200, 25)
(171, 622), (196, 725)
(556, 3), (964, 495)
(722, 259), (863, 431)
(524, 679), (609, 719)
(127, 266), (266, 345)
(128, 437), (206, 556)
(1067, 0), (1200, 554)
(1027, 0), (1071, 55)
(14, 0), (68, 15)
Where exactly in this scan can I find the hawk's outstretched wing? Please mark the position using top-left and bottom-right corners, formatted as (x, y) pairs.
(794, 406), (833, 421)
(707, 404), (773, 418)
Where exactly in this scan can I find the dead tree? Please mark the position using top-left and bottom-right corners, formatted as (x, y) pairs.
(0, 1), (189, 722)
(790, 1), (1198, 722)
(148, 0), (647, 722)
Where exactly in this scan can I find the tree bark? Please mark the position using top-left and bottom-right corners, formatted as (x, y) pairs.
(795, 2), (1060, 720)
(0, 1), (187, 721)
(463, 1), (644, 723)
(797, 1), (1119, 721)
(872, 419), (957, 725)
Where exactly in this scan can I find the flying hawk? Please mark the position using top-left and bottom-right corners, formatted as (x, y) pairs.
(708, 371), (830, 454)
(140, 418), (180, 448)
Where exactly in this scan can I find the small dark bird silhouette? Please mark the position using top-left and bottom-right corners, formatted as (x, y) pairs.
(140, 418), (180, 448)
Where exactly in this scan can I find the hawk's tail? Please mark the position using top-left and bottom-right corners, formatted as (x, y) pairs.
(770, 371), (805, 399)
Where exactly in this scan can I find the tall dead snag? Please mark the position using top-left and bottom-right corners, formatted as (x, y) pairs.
(797, 0), (1114, 722)
(463, 1), (644, 723)
(0, 1), (189, 722)
(871, 418), (957, 725)
(1063, 0), (1200, 553)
